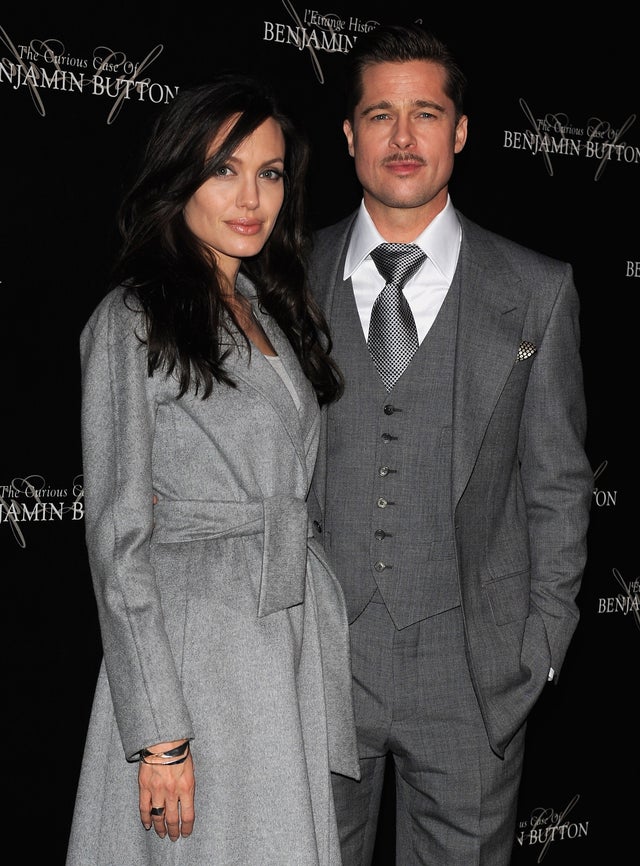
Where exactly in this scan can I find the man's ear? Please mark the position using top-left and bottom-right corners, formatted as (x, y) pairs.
(454, 114), (468, 154)
(343, 119), (355, 158)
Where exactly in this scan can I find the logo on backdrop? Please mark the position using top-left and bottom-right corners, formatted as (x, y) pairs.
(516, 794), (588, 861)
(1, 474), (83, 548)
(598, 568), (640, 629)
(591, 462), (639, 629)
(504, 100), (638, 179)
(0, 22), (176, 122)
(264, 2), (397, 82)
(592, 460), (616, 508)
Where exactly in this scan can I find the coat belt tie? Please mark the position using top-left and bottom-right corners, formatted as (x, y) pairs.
(152, 496), (308, 617)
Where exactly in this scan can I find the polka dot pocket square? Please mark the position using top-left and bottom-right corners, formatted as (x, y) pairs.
(516, 340), (537, 362)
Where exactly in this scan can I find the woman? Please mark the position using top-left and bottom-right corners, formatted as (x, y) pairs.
(66, 73), (359, 866)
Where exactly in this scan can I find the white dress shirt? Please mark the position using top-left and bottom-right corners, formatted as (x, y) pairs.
(344, 195), (462, 344)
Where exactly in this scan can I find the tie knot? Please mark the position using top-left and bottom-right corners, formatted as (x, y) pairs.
(370, 243), (426, 288)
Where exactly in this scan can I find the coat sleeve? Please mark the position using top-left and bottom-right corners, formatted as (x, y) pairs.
(80, 290), (194, 760)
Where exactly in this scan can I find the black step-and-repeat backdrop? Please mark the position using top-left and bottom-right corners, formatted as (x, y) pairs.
(2, 4), (637, 864)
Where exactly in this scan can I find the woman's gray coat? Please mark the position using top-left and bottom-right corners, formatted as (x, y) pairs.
(66, 278), (359, 866)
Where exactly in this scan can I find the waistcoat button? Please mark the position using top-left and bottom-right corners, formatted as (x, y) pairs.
(374, 560), (389, 572)
(374, 529), (387, 540)
(379, 466), (390, 476)
(377, 497), (388, 508)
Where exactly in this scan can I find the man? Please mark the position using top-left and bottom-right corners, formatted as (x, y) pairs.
(308, 22), (592, 865)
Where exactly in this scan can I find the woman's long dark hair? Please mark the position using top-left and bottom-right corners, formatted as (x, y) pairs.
(111, 72), (343, 405)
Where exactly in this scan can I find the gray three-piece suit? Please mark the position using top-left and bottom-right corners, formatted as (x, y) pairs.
(308, 209), (593, 865)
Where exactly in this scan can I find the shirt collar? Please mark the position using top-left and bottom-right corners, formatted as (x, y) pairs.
(344, 195), (461, 283)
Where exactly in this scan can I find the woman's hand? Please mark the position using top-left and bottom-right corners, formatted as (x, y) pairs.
(139, 742), (195, 841)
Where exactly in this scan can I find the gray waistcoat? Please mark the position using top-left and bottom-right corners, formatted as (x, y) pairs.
(325, 267), (462, 629)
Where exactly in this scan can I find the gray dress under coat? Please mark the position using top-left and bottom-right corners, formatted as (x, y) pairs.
(66, 276), (359, 866)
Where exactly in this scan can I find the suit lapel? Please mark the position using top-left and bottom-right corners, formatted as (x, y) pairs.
(451, 219), (528, 505)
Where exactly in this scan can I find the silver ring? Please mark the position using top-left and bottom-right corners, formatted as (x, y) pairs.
(150, 806), (165, 816)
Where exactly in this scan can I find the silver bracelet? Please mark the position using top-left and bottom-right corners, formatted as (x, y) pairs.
(140, 740), (190, 765)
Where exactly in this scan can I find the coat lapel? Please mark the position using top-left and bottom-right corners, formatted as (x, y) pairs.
(230, 275), (318, 479)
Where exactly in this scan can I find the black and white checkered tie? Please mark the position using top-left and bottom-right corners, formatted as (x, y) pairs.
(368, 243), (427, 390)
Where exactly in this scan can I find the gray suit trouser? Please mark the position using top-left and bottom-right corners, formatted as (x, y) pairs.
(331, 601), (526, 866)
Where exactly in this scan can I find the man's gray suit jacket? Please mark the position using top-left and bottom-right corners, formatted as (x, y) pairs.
(308, 209), (593, 757)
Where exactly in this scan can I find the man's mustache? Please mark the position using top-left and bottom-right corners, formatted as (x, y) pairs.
(382, 154), (427, 166)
